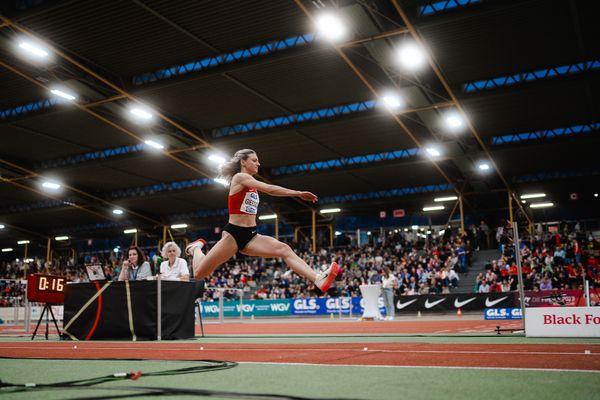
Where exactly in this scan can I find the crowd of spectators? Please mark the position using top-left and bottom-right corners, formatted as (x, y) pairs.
(474, 221), (600, 293)
(1, 220), (599, 307)
(202, 227), (476, 301)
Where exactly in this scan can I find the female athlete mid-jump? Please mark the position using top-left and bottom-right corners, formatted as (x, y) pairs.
(186, 149), (339, 292)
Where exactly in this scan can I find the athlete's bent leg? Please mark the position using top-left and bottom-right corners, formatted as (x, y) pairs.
(192, 233), (238, 279)
(242, 235), (340, 291)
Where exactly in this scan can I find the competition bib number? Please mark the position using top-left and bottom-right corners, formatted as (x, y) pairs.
(240, 190), (259, 214)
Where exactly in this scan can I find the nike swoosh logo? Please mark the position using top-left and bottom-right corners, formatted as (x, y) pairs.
(454, 297), (477, 308)
(485, 296), (508, 307)
(395, 299), (417, 309)
(424, 298), (446, 309)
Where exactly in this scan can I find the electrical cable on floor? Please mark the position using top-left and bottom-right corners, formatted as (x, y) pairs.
(0, 359), (235, 392)
(0, 359), (361, 400)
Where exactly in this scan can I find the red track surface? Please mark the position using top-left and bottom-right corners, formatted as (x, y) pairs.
(0, 342), (598, 371)
(1, 319), (598, 371)
(199, 319), (522, 335)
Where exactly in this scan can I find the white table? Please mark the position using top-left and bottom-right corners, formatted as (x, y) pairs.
(359, 284), (382, 320)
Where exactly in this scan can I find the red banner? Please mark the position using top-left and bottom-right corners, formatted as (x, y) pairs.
(393, 209), (405, 218)
(524, 290), (582, 307)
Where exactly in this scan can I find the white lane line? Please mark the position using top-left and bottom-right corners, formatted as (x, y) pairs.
(0, 345), (597, 356)
(238, 361), (600, 373)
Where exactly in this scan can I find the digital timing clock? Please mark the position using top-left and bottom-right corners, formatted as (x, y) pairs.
(26, 274), (66, 303)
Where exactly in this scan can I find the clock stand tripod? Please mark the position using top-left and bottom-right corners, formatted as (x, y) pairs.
(31, 303), (61, 340)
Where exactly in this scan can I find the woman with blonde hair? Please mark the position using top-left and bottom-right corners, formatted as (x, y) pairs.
(159, 241), (189, 281)
(186, 149), (339, 292)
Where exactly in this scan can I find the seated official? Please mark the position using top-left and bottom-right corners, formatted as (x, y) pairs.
(118, 246), (153, 281)
(159, 241), (190, 281)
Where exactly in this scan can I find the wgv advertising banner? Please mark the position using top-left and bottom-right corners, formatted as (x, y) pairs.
(200, 297), (386, 317)
(200, 299), (291, 317)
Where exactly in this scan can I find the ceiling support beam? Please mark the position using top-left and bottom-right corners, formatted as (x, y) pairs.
(0, 159), (163, 226)
(340, 27), (409, 47)
(0, 15), (210, 147)
(389, 0), (533, 227)
(293, 0), (459, 196)
(0, 15), (316, 213)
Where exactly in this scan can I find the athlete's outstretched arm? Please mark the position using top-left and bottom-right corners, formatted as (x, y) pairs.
(234, 173), (317, 202)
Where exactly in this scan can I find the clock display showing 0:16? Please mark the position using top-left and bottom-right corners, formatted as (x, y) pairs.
(37, 276), (65, 292)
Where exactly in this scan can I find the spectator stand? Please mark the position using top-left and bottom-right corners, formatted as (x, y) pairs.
(0, 278), (30, 333)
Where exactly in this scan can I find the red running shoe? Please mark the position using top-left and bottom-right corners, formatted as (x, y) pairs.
(185, 238), (207, 256)
(315, 261), (340, 292)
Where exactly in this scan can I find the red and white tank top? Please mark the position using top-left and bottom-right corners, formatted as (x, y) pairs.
(228, 188), (259, 215)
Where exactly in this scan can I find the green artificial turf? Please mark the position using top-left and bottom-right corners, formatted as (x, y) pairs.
(0, 359), (599, 400)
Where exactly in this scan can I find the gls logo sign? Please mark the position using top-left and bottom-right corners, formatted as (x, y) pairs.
(485, 308), (522, 320)
(326, 298), (351, 310)
(294, 299), (319, 310)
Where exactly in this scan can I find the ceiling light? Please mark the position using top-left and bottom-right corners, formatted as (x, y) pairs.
(0, 224), (5, 229)
(423, 205), (445, 211)
(521, 200), (526, 204)
(130, 107), (153, 120)
(367, 231), (371, 235)
(214, 178), (228, 186)
(520, 193), (546, 199)
(397, 43), (426, 70)
(17, 240), (30, 245)
(170, 223), (188, 229)
(208, 154), (226, 164)
(381, 93), (403, 110)
(55, 236), (69, 241)
(411, 225), (419, 230)
(50, 89), (76, 101)
(42, 181), (61, 190)
(258, 214), (277, 220)
(335, 231), (342, 236)
(478, 162), (490, 171)
(112, 209), (124, 215)
(2, 248), (14, 253)
(445, 112), (464, 130)
(425, 147), (441, 157)
(18, 41), (49, 58)
(594, 193), (598, 198)
(320, 208), (341, 214)
(144, 140), (164, 150)
(123, 229), (137, 234)
(315, 13), (347, 41)
(434, 196), (458, 202)
(404, 228), (409, 232)
(530, 202), (554, 209)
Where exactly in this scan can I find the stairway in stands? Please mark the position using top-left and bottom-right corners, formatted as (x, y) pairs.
(455, 249), (501, 293)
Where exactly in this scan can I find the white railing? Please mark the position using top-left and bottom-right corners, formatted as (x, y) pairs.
(203, 286), (244, 323)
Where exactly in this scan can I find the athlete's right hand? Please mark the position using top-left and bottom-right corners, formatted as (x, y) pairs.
(299, 191), (318, 203)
